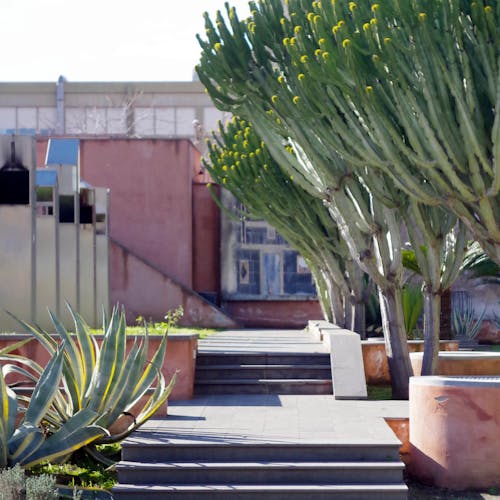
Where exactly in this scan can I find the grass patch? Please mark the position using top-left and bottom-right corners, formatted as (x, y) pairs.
(367, 385), (393, 400)
(89, 325), (221, 338)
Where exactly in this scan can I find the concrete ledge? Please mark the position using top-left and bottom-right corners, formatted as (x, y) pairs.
(328, 329), (367, 400)
(409, 375), (500, 489)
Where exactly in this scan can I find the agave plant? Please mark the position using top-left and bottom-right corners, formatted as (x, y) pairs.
(451, 295), (486, 342)
(0, 346), (107, 469)
(9, 305), (176, 463)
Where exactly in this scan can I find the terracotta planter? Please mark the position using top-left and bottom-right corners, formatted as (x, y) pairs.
(409, 376), (500, 489)
(410, 350), (500, 377)
(0, 332), (197, 401)
(362, 340), (459, 384)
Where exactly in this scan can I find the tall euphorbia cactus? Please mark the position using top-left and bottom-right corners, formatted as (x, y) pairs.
(198, 2), (414, 398)
(274, 0), (499, 263)
(196, 0), (476, 396)
(204, 117), (369, 333)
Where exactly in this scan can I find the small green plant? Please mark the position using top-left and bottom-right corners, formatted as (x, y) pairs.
(25, 474), (58, 500)
(0, 464), (25, 499)
(452, 295), (486, 340)
(402, 285), (423, 340)
(0, 465), (59, 500)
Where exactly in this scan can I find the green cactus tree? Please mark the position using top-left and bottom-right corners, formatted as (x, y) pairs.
(195, 0), (477, 395)
(204, 116), (369, 333)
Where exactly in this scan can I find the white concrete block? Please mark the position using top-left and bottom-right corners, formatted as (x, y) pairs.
(329, 329), (368, 400)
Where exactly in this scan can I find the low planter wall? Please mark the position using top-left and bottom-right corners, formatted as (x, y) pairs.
(362, 340), (459, 384)
(409, 376), (500, 490)
(0, 333), (197, 401)
(411, 351), (500, 377)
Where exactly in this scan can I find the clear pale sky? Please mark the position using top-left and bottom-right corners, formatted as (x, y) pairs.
(0, 0), (251, 82)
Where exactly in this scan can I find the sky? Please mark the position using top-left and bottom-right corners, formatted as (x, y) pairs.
(0, 0), (252, 82)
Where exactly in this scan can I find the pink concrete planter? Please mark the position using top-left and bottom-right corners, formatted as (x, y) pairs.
(410, 351), (500, 377)
(0, 333), (197, 401)
(362, 340), (459, 384)
(409, 376), (500, 490)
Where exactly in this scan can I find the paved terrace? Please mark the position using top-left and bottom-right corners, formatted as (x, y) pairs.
(131, 329), (408, 447)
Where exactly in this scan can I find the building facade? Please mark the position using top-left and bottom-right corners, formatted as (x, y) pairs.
(0, 79), (321, 328)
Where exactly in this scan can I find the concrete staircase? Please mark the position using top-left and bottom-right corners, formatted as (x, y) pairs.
(114, 437), (407, 499)
(112, 330), (408, 499)
(194, 352), (333, 395)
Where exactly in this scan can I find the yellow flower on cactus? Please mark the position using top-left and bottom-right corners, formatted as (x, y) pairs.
(300, 55), (309, 63)
(371, 3), (380, 12)
(222, 178), (227, 184)
(363, 22), (370, 31)
(298, 73), (305, 81)
(293, 95), (301, 104)
(383, 37), (391, 44)
(307, 12), (315, 22)
(349, 2), (357, 12)
(418, 12), (427, 21)
(283, 37), (290, 46)
(322, 51), (329, 60)
(370, 18), (377, 25)
(365, 85), (373, 94)
(278, 75), (285, 84)
(222, 165), (228, 171)
(484, 5), (492, 12)
(294, 25), (302, 34)
(318, 38), (326, 45)
(272, 95), (279, 104)
(214, 43), (222, 52)
(342, 38), (351, 48)
(315, 48), (322, 56)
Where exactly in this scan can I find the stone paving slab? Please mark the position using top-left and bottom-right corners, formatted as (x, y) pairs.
(127, 394), (408, 447)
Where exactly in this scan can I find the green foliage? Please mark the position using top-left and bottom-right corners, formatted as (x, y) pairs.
(401, 285), (423, 340)
(8, 304), (176, 465)
(204, 116), (366, 329)
(461, 241), (500, 283)
(135, 305), (184, 333)
(33, 447), (117, 491)
(25, 474), (58, 500)
(0, 348), (107, 469)
(0, 464), (58, 500)
(0, 464), (25, 499)
(452, 296), (486, 340)
(196, 0), (499, 263)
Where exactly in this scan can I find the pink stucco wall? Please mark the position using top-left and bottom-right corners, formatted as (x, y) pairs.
(79, 139), (195, 287)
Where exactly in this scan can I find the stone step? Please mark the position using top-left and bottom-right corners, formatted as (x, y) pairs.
(116, 460), (405, 485)
(112, 483), (408, 499)
(194, 378), (333, 395)
(122, 441), (401, 463)
(195, 364), (332, 380)
(196, 353), (331, 367)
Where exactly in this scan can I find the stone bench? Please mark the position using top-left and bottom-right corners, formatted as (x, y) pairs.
(410, 351), (500, 376)
(409, 375), (500, 489)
